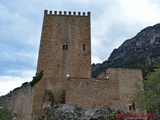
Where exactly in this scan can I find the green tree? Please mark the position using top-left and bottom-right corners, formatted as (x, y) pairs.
(0, 107), (12, 120)
(133, 69), (160, 117)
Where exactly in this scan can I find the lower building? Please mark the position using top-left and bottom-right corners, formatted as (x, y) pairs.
(0, 68), (146, 120)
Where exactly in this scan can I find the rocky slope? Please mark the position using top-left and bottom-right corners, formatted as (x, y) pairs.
(38, 104), (124, 120)
(92, 23), (160, 77)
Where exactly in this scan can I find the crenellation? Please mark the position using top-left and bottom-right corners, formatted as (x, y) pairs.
(64, 11), (67, 15)
(54, 11), (57, 15)
(44, 10), (48, 15)
(83, 12), (85, 16)
(59, 11), (62, 15)
(78, 12), (81, 16)
(68, 11), (71, 15)
(49, 11), (52, 15)
(87, 12), (90, 17)
(44, 10), (89, 16)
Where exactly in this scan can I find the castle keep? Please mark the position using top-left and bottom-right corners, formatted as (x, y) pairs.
(32, 10), (91, 117)
(0, 10), (145, 120)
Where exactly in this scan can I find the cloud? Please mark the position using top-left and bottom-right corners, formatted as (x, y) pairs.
(0, 77), (27, 96)
(120, 0), (160, 24)
(0, 70), (35, 96)
(91, 0), (160, 62)
(1, 0), (160, 95)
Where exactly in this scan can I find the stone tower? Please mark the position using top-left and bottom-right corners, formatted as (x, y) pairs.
(32, 10), (91, 117)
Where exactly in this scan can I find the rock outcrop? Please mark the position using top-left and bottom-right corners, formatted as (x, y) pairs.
(38, 104), (123, 120)
(92, 23), (160, 77)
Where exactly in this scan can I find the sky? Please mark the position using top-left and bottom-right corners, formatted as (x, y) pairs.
(1, 0), (160, 96)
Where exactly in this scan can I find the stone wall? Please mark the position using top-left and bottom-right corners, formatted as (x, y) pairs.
(117, 68), (144, 113)
(66, 77), (119, 108)
(66, 68), (145, 113)
(0, 68), (145, 120)
(0, 83), (33, 120)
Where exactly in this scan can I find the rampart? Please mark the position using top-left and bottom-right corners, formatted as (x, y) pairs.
(66, 68), (145, 113)
(0, 83), (33, 120)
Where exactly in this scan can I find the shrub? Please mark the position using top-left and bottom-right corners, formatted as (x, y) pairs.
(0, 107), (12, 120)
(30, 70), (43, 87)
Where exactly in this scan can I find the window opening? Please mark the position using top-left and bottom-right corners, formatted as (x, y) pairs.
(83, 44), (86, 51)
(66, 44), (68, 50)
(63, 44), (65, 50)
(62, 44), (69, 51)
(129, 103), (132, 111)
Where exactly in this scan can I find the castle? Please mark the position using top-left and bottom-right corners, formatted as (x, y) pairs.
(0, 10), (145, 120)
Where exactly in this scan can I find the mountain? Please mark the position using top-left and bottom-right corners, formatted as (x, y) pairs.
(92, 23), (160, 77)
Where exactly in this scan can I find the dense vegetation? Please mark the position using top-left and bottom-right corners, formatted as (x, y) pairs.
(133, 68), (160, 118)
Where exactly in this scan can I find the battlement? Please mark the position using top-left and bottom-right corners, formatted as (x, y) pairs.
(44, 10), (90, 17)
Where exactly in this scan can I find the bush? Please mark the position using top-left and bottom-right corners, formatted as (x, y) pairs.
(30, 70), (43, 87)
(0, 107), (12, 120)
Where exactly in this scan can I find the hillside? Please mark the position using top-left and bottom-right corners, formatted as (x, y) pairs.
(92, 23), (160, 77)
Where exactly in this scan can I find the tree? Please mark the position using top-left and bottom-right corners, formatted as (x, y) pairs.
(133, 68), (160, 117)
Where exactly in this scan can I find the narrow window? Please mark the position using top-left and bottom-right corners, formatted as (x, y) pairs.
(62, 44), (68, 51)
(66, 44), (68, 50)
(62, 44), (65, 50)
(83, 44), (86, 51)
(129, 103), (132, 111)
(129, 105), (132, 111)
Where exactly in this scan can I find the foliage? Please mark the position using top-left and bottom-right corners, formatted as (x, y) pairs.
(92, 45), (160, 78)
(56, 89), (66, 104)
(22, 82), (29, 86)
(142, 63), (160, 79)
(30, 70), (43, 87)
(0, 98), (5, 108)
(34, 116), (44, 120)
(0, 107), (12, 120)
(0, 100), (2, 106)
(61, 89), (66, 104)
(133, 68), (160, 116)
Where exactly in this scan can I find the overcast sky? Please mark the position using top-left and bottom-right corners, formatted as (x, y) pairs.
(1, 0), (160, 96)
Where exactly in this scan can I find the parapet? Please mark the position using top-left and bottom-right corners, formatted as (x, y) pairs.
(44, 10), (90, 17)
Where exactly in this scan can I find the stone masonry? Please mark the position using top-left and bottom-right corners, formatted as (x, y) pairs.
(32, 10), (91, 118)
(66, 68), (145, 114)
(0, 83), (33, 120)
